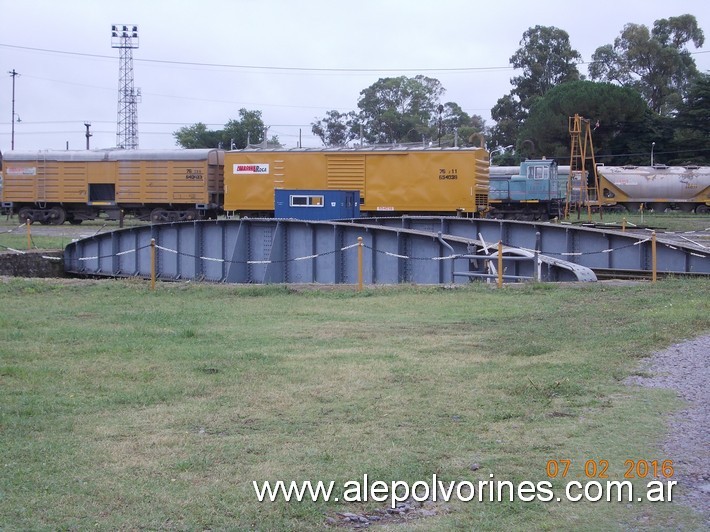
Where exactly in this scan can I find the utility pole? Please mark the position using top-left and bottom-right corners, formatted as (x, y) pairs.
(84, 122), (92, 149)
(9, 69), (19, 150)
(437, 104), (444, 148)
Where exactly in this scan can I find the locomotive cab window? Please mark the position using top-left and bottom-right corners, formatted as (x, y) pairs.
(527, 166), (549, 180)
(289, 194), (324, 207)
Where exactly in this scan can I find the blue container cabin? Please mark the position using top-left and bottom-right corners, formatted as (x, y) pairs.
(274, 189), (360, 220)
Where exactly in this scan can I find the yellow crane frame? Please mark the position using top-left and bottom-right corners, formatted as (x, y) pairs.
(564, 114), (603, 221)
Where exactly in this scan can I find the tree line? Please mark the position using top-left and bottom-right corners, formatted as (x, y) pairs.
(174, 14), (708, 166)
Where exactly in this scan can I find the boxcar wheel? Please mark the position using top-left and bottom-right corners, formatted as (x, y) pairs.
(184, 209), (199, 221)
(151, 208), (169, 223)
(18, 207), (33, 225)
(696, 205), (709, 215)
(49, 206), (66, 225)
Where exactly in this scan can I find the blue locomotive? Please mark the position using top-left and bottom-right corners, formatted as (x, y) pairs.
(489, 159), (565, 219)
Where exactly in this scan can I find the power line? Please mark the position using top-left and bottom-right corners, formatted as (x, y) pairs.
(0, 119), (325, 131)
(1, 42), (513, 73)
(3, 42), (707, 74)
(20, 74), (354, 111)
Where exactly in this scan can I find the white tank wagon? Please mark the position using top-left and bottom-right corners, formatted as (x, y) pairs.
(597, 165), (710, 213)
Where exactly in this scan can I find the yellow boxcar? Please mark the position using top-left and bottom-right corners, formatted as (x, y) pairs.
(224, 147), (489, 216)
(1, 149), (224, 224)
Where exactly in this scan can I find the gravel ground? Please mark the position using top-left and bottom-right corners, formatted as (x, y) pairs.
(625, 335), (710, 525)
(2, 221), (121, 239)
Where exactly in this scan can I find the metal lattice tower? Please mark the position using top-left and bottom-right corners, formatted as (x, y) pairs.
(111, 25), (140, 149)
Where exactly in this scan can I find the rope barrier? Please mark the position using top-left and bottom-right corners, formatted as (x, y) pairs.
(3, 224), (28, 234)
(0, 246), (26, 254)
(155, 245), (178, 254)
(383, 251), (409, 259)
(73, 244), (151, 261)
(365, 246), (460, 261)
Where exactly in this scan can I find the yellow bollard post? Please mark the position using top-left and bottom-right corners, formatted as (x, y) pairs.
(622, 217), (627, 232)
(150, 238), (156, 290)
(357, 236), (363, 292)
(497, 240), (503, 288)
(26, 220), (32, 250)
(651, 231), (657, 284)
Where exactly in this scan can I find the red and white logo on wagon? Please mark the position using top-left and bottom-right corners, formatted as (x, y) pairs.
(233, 163), (269, 174)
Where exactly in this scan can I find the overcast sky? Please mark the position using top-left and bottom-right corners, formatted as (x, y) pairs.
(1, 0), (708, 152)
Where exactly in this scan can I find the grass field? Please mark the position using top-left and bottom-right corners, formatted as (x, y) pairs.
(0, 224), (85, 252)
(0, 233), (75, 252)
(562, 211), (710, 233)
(0, 217), (143, 253)
(1, 278), (709, 530)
